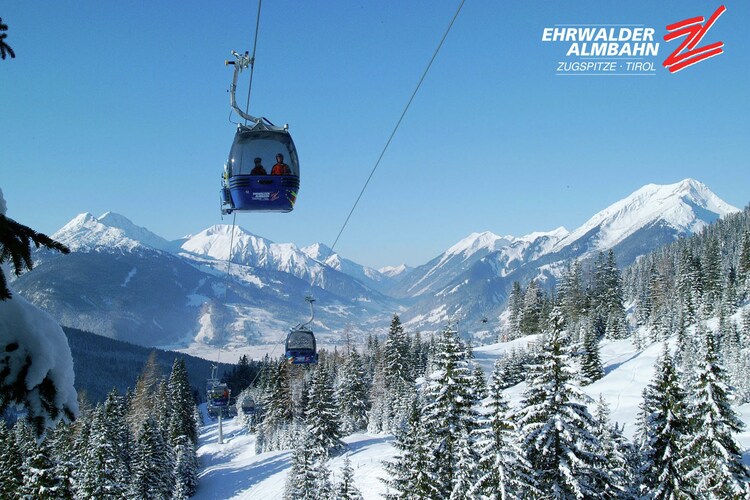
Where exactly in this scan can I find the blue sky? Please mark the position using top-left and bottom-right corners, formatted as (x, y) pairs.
(1, 1), (748, 269)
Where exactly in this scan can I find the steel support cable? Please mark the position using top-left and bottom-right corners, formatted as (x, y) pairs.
(216, 211), (238, 368)
(329, 0), (466, 252)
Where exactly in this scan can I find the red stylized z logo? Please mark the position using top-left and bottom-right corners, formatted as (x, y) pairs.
(663, 5), (726, 73)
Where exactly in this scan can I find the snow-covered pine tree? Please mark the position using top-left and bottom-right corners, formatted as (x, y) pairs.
(313, 458), (335, 500)
(591, 251), (609, 335)
(382, 398), (439, 500)
(636, 345), (692, 499)
(449, 426), (481, 500)
(738, 229), (750, 297)
(420, 322), (480, 498)
(102, 389), (131, 482)
(516, 307), (604, 498)
(336, 348), (369, 435)
(520, 279), (543, 336)
(377, 314), (416, 432)
(285, 432), (333, 500)
(579, 315), (604, 385)
(681, 330), (750, 497)
(597, 250), (628, 340)
(494, 347), (530, 389)
(167, 358), (198, 446)
(471, 362), (488, 400)
(154, 378), (171, 433)
(409, 330), (428, 380)
(732, 318), (750, 404)
(590, 395), (630, 499)
(722, 265), (740, 316)
(645, 261), (668, 336)
(558, 259), (585, 326)
(701, 236), (722, 316)
(172, 434), (199, 499)
(471, 359), (536, 499)
(335, 454), (363, 500)
(21, 434), (61, 500)
(507, 281), (524, 338)
(45, 421), (76, 500)
(677, 247), (701, 326)
(75, 405), (129, 499)
(259, 360), (295, 452)
(364, 333), (382, 382)
(383, 315), (409, 389)
(70, 403), (94, 491)
(129, 417), (174, 500)
(367, 356), (387, 434)
(0, 419), (22, 497)
(305, 365), (343, 457)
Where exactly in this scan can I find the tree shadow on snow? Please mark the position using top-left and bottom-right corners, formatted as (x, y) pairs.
(603, 352), (641, 376)
(198, 452), (292, 498)
(345, 436), (394, 456)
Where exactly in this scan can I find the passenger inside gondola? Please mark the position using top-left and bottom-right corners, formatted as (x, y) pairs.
(250, 157), (267, 175)
(271, 153), (291, 175)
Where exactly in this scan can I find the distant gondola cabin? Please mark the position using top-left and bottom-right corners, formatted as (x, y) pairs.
(285, 326), (318, 364)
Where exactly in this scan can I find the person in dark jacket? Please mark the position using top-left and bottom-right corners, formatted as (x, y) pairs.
(251, 157), (267, 175)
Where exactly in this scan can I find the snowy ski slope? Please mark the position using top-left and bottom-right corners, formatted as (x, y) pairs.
(195, 335), (750, 499)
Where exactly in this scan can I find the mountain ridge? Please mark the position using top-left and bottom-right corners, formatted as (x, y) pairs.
(13, 178), (741, 356)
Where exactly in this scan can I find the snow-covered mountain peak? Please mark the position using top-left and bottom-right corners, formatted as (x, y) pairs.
(519, 226), (569, 243)
(179, 224), (271, 262)
(551, 179), (739, 255)
(53, 212), (144, 252)
(96, 212), (171, 251)
(179, 224), (328, 284)
(444, 231), (516, 261)
(301, 243), (335, 261)
(379, 264), (412, 278)
(97, 211), (132, 226)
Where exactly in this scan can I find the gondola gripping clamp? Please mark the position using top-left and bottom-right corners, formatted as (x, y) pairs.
(226, 50), (252, 72)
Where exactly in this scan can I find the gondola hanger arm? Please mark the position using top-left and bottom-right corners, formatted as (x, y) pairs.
(226, 50), (262, 125)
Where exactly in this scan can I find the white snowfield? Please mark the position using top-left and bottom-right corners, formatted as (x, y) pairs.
(195, 334), (750, 499)
(195, 418), (395, 500)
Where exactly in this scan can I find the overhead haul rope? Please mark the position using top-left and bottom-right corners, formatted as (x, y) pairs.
(329, 0), (466, 252)
(243, 0), (263, 124)
(299, 0), (467, 343)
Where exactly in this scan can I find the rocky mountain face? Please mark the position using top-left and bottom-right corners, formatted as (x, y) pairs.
(12, 179), (739, 353)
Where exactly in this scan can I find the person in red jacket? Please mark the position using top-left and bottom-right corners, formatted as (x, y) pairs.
(271, 153), (291, 175)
